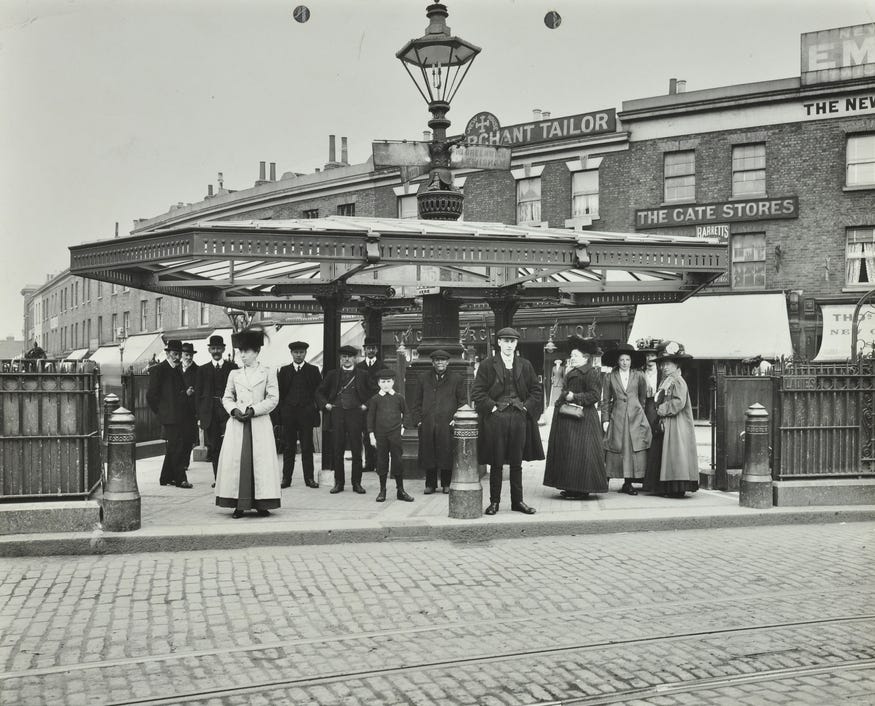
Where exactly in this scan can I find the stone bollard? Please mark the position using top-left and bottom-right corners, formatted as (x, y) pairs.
(102, 406), (141, 531)
(739, 403), (772, 509)
(449, 404), (482, 519)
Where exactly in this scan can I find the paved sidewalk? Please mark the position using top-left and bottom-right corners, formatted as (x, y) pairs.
(2, 424), (873, 556)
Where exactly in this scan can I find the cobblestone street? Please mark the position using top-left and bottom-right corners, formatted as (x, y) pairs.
(2, 522), (874, 705)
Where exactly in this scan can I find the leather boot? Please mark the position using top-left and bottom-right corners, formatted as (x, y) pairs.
(484, 502), (499, 515)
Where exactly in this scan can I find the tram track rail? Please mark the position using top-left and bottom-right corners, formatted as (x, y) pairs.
(97, 614), (875, 705)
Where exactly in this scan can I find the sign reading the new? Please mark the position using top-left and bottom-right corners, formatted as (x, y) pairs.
(461, 109), (616, 147)
(801, 22), (875, 85)
(636, 197), (798, 229)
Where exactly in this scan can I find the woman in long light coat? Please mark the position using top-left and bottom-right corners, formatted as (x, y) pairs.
(601, 344), (651, 495)
(653, 341), (699, 498)
(215, 328), (281, 518)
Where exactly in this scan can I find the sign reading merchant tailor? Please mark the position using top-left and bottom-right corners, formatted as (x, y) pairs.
(635, 196), (798, 229)
(461, 109), (616, 147)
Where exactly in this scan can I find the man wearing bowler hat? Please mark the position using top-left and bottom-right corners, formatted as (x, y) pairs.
(278, 340), (322, 489)
(196, 335), (237, 485)
(410, 349), (466, 494)
(356, 335), (382, 474)
(317, 344), (372, 494)
(179, 342), (200, 473)
(147, 339), (192, 488)
(472, 327), (544, 515)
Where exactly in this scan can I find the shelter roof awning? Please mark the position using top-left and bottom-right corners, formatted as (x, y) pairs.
(628, 293), (794, 360)
(69, 216), (728, 312)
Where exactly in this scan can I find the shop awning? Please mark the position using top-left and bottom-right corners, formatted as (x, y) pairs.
(65, 348), (90, 360)
(628, 293), (794, 359)
(256, 321), (363, 370)
(814, 303), (875, 361)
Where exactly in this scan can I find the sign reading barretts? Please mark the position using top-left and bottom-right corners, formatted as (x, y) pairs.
(462, 109), (616, 147)
(635, 196), (798, 229)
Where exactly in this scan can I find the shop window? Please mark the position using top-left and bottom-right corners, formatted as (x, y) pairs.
(664, 151), (695, 202)
(571, 170), (599, 218)
(846, 134), (875, 187)
(516, 177), (541, 224)
(302, 208), (319, 218)
(337, 203), (355, 216)
(199, 301), (210, 325)
(846, 227), (875, 286)
(732, 144), (766, 197)
(731, 233), (766, 290)
(398, 194), (418, 219)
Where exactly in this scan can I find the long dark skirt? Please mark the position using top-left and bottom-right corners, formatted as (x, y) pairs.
(216, 420), (281, 510)
(643, 428), (699, 496)
(543, 406), (608, 494)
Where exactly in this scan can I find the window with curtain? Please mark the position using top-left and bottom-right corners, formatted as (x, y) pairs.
(199, 302), (209, 325)
(140, 301), (148, 331)
(664, 151), (695, 202)
(731, 233), (766, 290)
(846, 134), (875, 187)
(398, 195), (418, 219)
(111, 313), (118, 341)
(847, 228), (875, 286)
(732, 143), (766, 197)
(516, 177), (541, 224)
(337, 203), (355, 216)
(155, 297), (163, 329)
(180, 304), (189, 327)
(571, 170), (599, 218)
(302, 208), (319, 218)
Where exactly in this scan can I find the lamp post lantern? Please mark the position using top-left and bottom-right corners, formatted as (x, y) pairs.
(396, 3), (481, 220)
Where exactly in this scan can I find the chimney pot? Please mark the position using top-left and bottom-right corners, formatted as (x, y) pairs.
(676, 79), (687, 93)
(423, 130), (432, 141)
(259, 161), (266, 180)
(533, 108), (542, 121)
(669, 78), (677, 95)
(269, 162), (276, 181)
(329, 135), (336, 164)
(341, 137), (348, 165)
(542, 111), (551, 119)
(207, 184), (214, 197)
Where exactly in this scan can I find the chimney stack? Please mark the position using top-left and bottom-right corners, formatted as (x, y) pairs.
(329, 135), (336, 164)
(207, 184), (214, 197)
(269, 162), (276, 181)
(676, 79), (687, 93)
(533, 108), (542, 121)
(259, 161), (266, 181)
(341, 137), (348, 165)
(669, 78), (678, 95)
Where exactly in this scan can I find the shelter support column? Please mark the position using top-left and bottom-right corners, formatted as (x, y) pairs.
(362, 306), (383, 351)
(487, 294), (520, 334)
(316, 293), (345, 473)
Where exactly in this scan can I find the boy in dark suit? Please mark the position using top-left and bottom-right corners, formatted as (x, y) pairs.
(367, 369), (414, 503)
(278, 341), (323, 489)
(195, 335), (237, 486)
(316, 345), (371, 494)
(146, 339), (192, 488)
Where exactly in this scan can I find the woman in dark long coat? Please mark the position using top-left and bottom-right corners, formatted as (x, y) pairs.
(640, 344), (662, 492)
(543, 336), (607, 498)
(602, 344), (651, 495)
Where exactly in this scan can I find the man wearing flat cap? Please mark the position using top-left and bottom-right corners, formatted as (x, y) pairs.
(472, 327), (544, 515)
(356, 335), (382, 475)
(278, 341), (322, 489)
(147, 339), (193, 488)
(196, 335), (238, 485)
(316, 344), (372, 494)
(410, 349), (466, 494)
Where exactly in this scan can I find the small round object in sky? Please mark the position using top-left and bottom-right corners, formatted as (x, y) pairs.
(544, 11), (562, 29)
(293, 5), (311, 23)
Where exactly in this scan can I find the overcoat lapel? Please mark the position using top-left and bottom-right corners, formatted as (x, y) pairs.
(493, 357), (505, 384)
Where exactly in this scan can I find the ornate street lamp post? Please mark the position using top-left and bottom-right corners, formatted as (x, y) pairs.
(397, 3), (481, 220)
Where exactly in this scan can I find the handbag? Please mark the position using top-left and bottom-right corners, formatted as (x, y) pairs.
(558, 403), (585, 419)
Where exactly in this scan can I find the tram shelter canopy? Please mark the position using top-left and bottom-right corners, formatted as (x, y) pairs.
(69, 216), (728, 315)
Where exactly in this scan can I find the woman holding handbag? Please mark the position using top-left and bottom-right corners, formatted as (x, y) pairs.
(543, 335), (608, 499)
(601, 344), (652, 495)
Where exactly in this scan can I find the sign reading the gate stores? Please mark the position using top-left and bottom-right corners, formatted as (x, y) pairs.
(635, 197), (798, 229)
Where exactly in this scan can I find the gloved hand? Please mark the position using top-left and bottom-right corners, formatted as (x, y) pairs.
(231, 408), (245, 421)
(244, 406), (255, 420)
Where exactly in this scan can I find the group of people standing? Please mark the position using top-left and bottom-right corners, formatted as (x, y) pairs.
(543, 336), (699, 501)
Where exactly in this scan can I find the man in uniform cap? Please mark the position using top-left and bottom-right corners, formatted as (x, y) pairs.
(146, 339), (193, 488)
(472, 327), (544, 515)
(410, 349), (466, 494)
(278, 341), (322, 488)
(196, 335), (237, 485)
(316, 345), (372, 494)
(356, 335), (382, 475)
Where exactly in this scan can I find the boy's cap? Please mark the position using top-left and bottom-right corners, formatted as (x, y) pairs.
(376, 368), (396, 379)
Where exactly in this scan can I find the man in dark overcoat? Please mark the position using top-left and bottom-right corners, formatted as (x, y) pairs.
(471, 327), (544, 515)
(278, 340), (322, 489)
(410, 349), (466, 494)
(356, 336), (381, 475)
(195, 335), (237, 486)
(316, 345), (372, 494)
(146, 339), (192, 488)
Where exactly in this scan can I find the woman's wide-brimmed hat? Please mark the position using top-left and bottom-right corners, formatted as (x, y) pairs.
(231, 328), (265, 351)
(567, 335), (600, 356)
(654, 340), (693, 363)
(602, 343), (646, 369)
